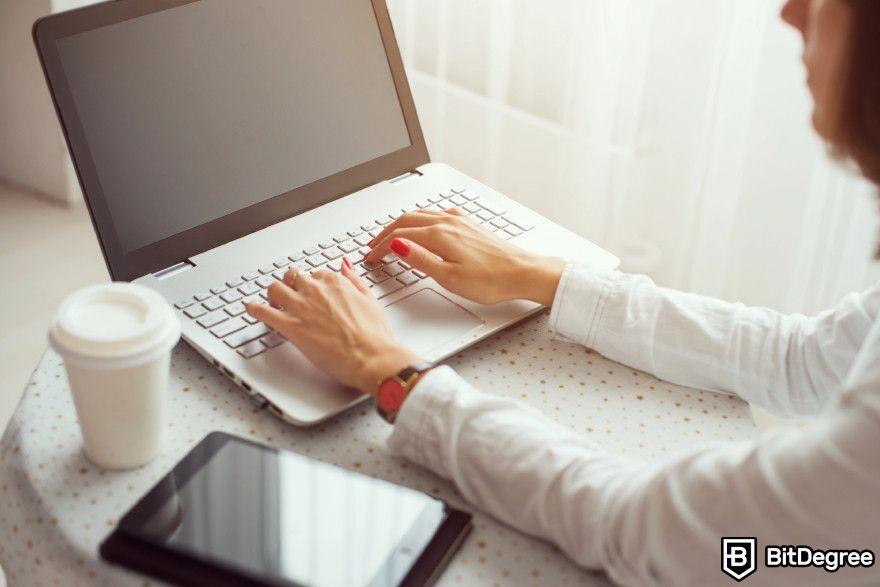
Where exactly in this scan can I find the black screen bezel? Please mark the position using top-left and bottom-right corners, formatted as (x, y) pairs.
(33, 0), (429, 281)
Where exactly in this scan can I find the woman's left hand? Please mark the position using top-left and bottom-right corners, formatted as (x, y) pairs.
(244, 262), (417, 397)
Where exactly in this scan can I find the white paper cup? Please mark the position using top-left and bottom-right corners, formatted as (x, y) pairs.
(49, 283), (181, 470)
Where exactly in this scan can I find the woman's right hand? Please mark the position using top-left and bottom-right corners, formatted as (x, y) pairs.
(364, 208), (566, 306)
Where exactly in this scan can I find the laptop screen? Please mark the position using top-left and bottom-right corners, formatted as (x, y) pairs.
(54, 0), (412, 254)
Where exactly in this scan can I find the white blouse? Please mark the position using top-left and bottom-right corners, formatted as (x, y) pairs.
(387, 263), (880, 586)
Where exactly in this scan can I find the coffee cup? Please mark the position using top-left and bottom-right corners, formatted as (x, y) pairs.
(49, 283), (181, 469)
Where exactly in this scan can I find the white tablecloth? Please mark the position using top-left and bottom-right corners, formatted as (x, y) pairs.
(0, 312), (755, 586)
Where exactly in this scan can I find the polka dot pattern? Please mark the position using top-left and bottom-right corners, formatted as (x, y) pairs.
(0, 311), (755, 586)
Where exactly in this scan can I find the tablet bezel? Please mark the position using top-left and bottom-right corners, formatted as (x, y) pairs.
(33, 0), (430, 281)
(100, 432), (472, 587)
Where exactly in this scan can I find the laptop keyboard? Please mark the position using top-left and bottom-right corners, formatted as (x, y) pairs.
(172, 186), (534, 360)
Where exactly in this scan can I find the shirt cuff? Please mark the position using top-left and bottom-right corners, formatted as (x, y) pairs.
(548, 262), (616, 348)
(386, 365), (468, 478)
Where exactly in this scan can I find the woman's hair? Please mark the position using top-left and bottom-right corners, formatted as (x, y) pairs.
(836, 0), (880, 186)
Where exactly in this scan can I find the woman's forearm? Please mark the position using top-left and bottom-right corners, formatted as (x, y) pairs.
(548, 264), (880, 417)
(388, 366), (633, 569)
(505, 254), (567, 306)
(387, 366), (880, 587)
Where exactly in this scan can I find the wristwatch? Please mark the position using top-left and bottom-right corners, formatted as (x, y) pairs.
(376, 361), (433, 423)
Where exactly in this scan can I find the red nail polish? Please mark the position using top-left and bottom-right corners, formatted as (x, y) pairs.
(343, 257), (353, 270)
(390, 238), (411, 257)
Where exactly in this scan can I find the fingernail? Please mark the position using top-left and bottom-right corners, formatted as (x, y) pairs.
(368, 238), (377, 248)
(343, 257), (353, 270)
(390, 238), (411, 257)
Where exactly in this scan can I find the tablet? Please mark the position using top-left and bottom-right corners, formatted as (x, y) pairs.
(101, 432), (472, 587)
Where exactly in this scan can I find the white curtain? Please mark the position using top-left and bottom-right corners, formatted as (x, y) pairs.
(387, 0), (880, 315)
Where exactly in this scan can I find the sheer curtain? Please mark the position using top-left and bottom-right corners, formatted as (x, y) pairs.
(386, 0), (880, 315)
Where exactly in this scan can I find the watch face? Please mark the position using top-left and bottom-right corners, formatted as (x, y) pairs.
(378, 379), (406, 412)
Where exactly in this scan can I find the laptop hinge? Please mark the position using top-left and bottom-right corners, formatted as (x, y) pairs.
(388, 169), (422, 185)
(153, 259), (195, 280)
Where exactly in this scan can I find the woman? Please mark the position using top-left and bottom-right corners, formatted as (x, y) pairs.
(247, 0), (880, 584)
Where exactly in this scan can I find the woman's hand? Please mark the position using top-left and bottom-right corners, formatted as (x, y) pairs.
(364, 208), (566, 306)
(244, 263), (417, 397)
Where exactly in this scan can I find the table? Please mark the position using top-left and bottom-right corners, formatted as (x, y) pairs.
(0, 312), (755, 587)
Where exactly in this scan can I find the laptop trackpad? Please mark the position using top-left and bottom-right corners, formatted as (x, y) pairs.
(385, 289), (484, 356)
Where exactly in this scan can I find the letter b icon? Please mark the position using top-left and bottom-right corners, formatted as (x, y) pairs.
(722, 538), (757, 581)
(729, 546), (749, 567)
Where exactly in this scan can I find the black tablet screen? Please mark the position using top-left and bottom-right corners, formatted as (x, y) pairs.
(118, 435), (446, 587)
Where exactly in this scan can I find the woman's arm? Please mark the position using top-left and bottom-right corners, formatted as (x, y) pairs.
(389, 361), (880, 587)
(367, 209), (880, 417)
(551, 264), (880, 417)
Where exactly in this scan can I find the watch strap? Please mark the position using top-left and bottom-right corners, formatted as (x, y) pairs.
(376, 360), (433, 423)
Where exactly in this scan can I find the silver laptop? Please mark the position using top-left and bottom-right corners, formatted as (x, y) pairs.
(35, 0), (619, 426)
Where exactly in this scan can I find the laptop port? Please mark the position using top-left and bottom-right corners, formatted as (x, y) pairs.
(241, 381), (251, 391)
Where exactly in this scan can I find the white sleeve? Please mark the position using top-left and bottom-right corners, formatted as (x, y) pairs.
(549, 263), (880, 417)
(388, 360), (880, 587)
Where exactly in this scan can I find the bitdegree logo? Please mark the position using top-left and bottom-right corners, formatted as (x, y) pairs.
(722, 538), (876, 581)
(766, 545), (875, 573)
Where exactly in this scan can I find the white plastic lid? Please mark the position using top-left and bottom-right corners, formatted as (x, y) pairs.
(49, 283), (181, 368)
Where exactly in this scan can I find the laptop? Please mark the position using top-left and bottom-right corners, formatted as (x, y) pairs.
(34, 0), (619, 426)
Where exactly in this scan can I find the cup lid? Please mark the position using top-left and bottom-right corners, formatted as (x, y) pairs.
(50, 282), (180, 364)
